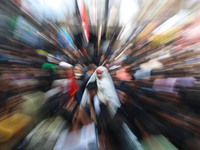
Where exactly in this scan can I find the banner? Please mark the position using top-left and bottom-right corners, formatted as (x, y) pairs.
(77, 0), (90, 41)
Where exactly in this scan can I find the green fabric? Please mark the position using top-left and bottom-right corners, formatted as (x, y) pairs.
(141, 135), (178, 150)
(140, 140), (151, 150)
(6, 15), (18, 30)
(42, 63), (59, 73)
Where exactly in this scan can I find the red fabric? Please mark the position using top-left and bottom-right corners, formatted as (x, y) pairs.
(66, 70), (73, 79)
(80, 48), (87, 56)
(79, 0), (90, 40)
(13, 0), (21, 6)
(67, 78), (79, 97)
(66, 77), (79, 109)
(65, 69), (79, 107)
(66, 70), (78, 109)
(66, 69), (79, 97)
(96, 69), (103, 74)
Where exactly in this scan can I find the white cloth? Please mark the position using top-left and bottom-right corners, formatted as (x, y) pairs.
(140, 60), (163, 70)
(52, 79), (70, 94)
(94, 95), (100, 116)
(134, 69), (152, 80)
(59, 61), (73, 68)
(81, 66), (121, 116)
(43, 87), (61, 104)
(53, 128), (70, 150)
(54, 123), (97, 150)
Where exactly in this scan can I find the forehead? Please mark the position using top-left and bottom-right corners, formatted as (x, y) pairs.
(88, 88), (97, 91)
(97, 73), (103, 76)
(97, 72), (103, 75)
(74, 66), (82, 70)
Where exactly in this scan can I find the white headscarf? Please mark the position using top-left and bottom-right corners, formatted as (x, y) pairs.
(59, 61), (73, 68)
(80, 66), (121, 116)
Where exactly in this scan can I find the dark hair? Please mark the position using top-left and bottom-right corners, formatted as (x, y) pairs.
(86, 81), (97, 90)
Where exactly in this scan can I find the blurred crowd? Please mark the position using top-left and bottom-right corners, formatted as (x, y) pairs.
(1, 0), (200, 150)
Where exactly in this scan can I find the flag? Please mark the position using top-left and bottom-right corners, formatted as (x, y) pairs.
(77, 0), (90, 41)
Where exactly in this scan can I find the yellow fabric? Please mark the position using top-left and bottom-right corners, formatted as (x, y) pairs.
(136, 21), (160, 42)
(148, 26), (180, 47)
(21, 91), (44, 115)
(0, 113), (31, 142)
(46, 117), (62, 133)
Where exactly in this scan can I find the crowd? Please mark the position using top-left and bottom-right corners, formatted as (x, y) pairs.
(1, 0), (200, 150)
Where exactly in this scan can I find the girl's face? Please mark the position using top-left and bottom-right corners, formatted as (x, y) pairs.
(74, 66), (82, 74)
(97, 72), (103, 80)
(88, 89), (97, 97)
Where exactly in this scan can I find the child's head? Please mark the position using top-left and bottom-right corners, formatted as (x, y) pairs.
(96, 69), (103, 80)
(87, 81), (97, 97)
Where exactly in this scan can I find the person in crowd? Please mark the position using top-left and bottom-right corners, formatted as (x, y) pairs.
(59, 62), (79, 110)
(81, 66), (121, 116)
(86, 64), (97, 78)
(74, 64), (91, 103)
(86, 82), (100, 125)
(74, 64), (87, 87)
(86, 81), (121, 150)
